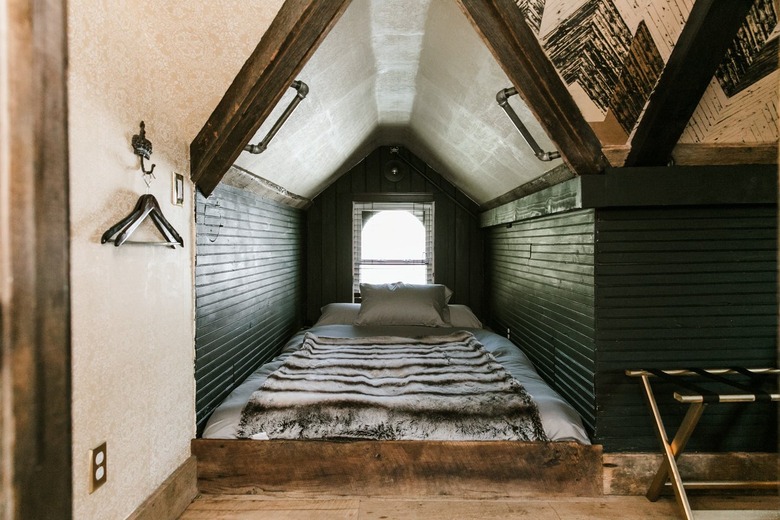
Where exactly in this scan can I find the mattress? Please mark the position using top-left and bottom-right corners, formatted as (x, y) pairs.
(202, 322), (590, 444)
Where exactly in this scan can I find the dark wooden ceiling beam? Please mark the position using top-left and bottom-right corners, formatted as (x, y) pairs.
(624, 0), (755, 167)
(456, 0), (608, 176)
(190, 0), (351, 196)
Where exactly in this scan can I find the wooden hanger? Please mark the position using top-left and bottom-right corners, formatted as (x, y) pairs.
(101, 194), (183, 248)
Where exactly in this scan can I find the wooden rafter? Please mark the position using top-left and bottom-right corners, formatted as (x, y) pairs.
(456, 0), (608, 176)
(624, 0), (756, 167)
(190, 0), (351, 196)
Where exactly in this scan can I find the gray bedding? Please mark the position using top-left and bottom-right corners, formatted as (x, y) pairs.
(202, 324), (590, 444)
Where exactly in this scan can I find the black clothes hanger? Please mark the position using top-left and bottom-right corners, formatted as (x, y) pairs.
(101, 194), (184, 248)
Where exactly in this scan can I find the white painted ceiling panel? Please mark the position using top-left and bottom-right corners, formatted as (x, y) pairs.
(232, 0), (380, 197)
(407, 0), (562, 202)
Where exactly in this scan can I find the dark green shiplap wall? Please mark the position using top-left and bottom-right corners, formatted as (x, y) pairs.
(487, 210), (597, 431)
(594, 205), (778, 451)
(486, 203), (777, 451)
(306, 146), (484, 324)
(194, 183), (304, 434)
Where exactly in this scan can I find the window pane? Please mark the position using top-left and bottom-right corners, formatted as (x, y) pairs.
(362, 211), (425, 260)
(360, 264), (427, 285)
(353, 202), (434, 298)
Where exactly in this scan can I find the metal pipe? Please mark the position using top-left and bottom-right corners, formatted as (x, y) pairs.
(496, 87), (561, 162)
(244, 80), (309, 154)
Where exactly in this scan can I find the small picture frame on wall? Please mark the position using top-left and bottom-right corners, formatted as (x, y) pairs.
(173, 172), (184, 206)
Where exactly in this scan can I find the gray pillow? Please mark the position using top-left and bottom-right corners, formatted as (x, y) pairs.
(448, 304), (482, 328)
(315, 303), (360, 325)
(355, 283), (450, 327)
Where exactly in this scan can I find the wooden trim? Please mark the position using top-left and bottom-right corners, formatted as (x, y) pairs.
(192, 439), (603, 497)
(671, 142), (779, 166)
(190, 0), (351, 196)
(605, 143), (779, 168)
(602, 145), (631, 168)
(624, 0), (755, 166)
(480, 177), (583, 228)
(587, 165), (778, 207)
(2, 0), (72, 518)
(481, 163), (575, 211)
(351, 192), (435, 203)
(602, 453), (779, 496)
(479, 164), (777, 227)
(456, 0), (607, 177)
(127, 456), (198, 520)
(221, 165), (312, 209)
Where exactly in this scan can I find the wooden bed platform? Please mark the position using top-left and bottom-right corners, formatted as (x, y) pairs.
(191, 439), (603, 497)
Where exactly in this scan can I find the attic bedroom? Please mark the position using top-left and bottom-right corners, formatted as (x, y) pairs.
(2, 0), (778, 519)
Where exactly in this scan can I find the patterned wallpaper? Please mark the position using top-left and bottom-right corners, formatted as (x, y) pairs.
(68, 0), (286, 170)
(716, 0), (778, 97)
(516, 0), (779, 144)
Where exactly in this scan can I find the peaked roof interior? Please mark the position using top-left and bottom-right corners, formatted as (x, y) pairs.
(192, 0), (779, 208)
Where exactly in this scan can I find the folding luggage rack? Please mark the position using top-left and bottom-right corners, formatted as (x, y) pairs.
(625, 368), (779, 520)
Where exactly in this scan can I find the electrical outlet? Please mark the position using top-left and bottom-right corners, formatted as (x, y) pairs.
(89, 442), (107, 493)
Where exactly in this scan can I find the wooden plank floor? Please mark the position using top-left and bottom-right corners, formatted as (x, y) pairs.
(179, 494), (780, 519)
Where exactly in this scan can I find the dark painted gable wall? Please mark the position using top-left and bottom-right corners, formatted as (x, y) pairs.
(306, 146), (484, 325)
(194, 146), (483, 433)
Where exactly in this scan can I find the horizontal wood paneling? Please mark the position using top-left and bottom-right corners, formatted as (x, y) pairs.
(487, 210), (597, 431)
(306, 146), (484, 324)
(486, 200), (777, 452)
(195, 184), (304, 434)
(594, 205), (778, 451)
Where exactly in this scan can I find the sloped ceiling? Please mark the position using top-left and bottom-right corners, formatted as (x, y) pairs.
(192, 0), (778, 207)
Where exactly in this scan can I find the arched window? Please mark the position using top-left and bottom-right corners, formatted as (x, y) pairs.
(353, 202), (434, 298)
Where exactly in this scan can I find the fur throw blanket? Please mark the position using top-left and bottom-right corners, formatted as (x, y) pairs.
(237, 331), (547, 441)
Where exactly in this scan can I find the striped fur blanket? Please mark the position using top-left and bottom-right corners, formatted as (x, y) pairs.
(237, 331), (547, 441)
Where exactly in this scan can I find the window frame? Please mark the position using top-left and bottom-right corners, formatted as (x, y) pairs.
(352, 200), (435, 300)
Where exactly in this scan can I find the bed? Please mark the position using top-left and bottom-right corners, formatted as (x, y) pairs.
(195, 283), (597, 496)
(203, 312), (589, 444)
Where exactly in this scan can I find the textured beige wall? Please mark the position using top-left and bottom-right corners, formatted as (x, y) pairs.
(67, 1), (283, 518)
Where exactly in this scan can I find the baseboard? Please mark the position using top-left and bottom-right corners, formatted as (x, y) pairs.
(603, 452), (780, 495)
(126, 455), (198, 520)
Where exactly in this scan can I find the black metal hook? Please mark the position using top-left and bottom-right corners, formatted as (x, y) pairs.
(132, 121), (156, 176)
